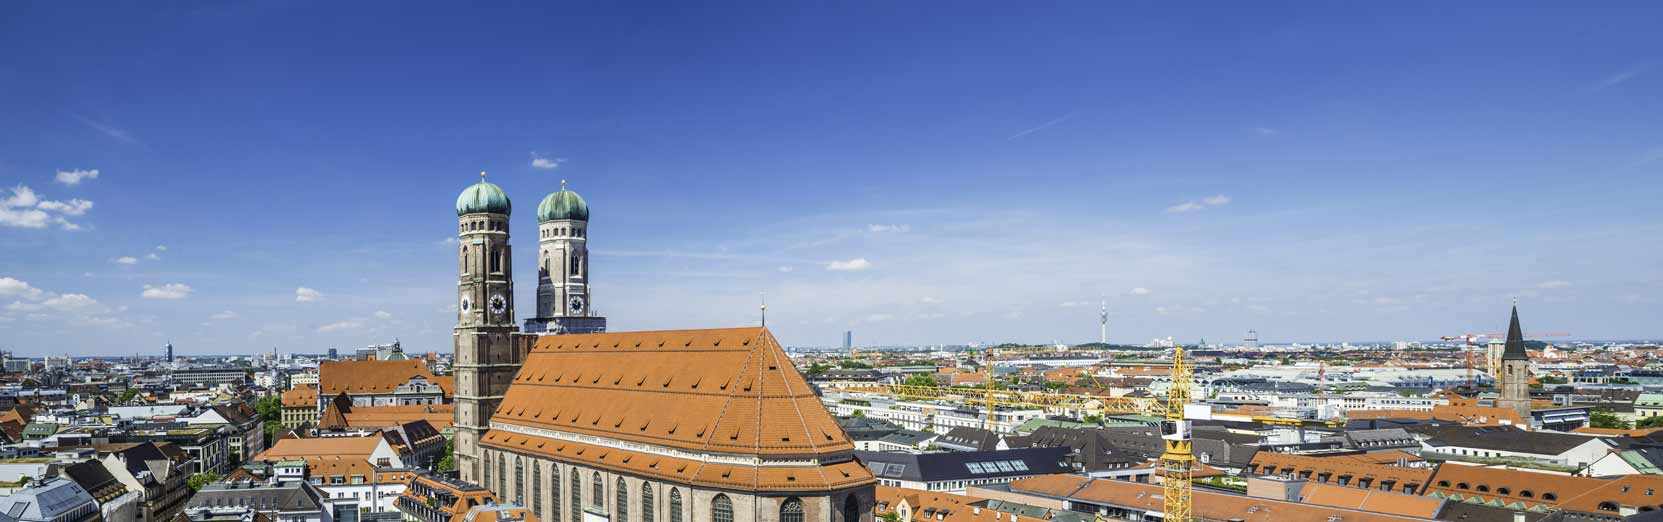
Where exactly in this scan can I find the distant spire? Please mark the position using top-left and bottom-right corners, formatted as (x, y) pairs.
(561, 179), (568, 191)
(1502, 303), (1529, 360)
(759, 292), (768, 327)
(480, 170), (487, 180)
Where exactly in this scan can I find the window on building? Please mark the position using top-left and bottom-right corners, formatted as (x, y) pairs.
(616, 478), (629, 522)
(569, 469), (581, 522)
(549, 465), (558, 522)
(497, 454), (507, 498)
(844, 495), (861, 522)
(642, 484), (654, 522)
(781, 497), (804, 522)
(518, 457), (527, 505)
(669, 488), (683, 522)
(592, 472), (604, 509)
(712, 494), (733, 522)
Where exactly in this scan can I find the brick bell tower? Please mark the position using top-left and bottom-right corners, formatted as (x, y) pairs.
(452, 172), (523, 484)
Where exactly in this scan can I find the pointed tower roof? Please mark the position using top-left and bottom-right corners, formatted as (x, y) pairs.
(1502, 305), (1529, 360)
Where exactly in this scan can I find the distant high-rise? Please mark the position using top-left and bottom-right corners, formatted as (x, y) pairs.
(164, 342), (173, 362)
(843, 330), (853, 351)
(1099, 300), (1108, 344)
(1244, 330), (1259, 349)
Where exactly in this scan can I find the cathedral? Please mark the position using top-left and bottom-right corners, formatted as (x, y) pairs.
(450, 174), (875, 522)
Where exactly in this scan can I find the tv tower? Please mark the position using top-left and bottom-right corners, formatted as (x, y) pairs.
(1099, 300), (1109, 344)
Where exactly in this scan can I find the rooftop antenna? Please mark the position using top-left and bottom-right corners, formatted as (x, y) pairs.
(759, 292), (768, 327)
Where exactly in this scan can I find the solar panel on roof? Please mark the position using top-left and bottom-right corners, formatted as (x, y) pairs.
(994, 461), (1015, 472)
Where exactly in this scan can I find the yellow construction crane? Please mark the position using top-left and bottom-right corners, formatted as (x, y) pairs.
(1160, 346), (1195, 522)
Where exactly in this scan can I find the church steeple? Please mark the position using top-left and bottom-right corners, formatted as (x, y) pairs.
(1502, 304), (1528, 360)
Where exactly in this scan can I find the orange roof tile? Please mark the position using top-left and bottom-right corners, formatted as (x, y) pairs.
(319, 359), (452, 396)
(1299, 482), (1444, 518)
(480, 429), (871, 494)
(1249, 453), (1433, 492)
(281, 385), (318, 408)
(344, 404), (454, 430)
(1013, 475), (1436, 522)
(257, 435), (383, 460)
(489, 327), (856, 459)
(1423, 463), (1663, 514)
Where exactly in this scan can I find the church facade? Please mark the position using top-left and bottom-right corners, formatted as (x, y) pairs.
(450, 175), (875, 522)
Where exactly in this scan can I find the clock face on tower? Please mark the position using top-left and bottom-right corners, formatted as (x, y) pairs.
(568, 295), (585, 315)
(488, 293), (507, 317)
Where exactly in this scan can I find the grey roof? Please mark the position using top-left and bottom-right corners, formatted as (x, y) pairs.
(0, 477), (97, 522)
(837, 417), (903, 440)
(1013, 427), (1150, 471)
(856, 447), (1070, 483)
(1410, 424), (1608, 455)
(877, 430), (936, 446)
(187, 480), (327, 514)
(936, 427), (1003, 451)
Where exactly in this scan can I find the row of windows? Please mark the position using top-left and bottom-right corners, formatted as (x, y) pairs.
(541, 227), (585, 239)
(490, 451), (861, 522)
(463, 221), (506, 233)
(1435, 479), (1559, 500)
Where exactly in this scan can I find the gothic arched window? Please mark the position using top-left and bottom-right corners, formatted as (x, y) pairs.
(569, 469), (581, 522)
(712, 494), (733, 522)
(781, 497), (804, 522)
(570, 253), (581, 277)
(615, 478), (629, 522)
(496, 454), (506, 498)
(531, 461), (541, 519)
(549, 465), (560, 522)
(843, 495), (861, 522)
(668, 489), (682, 522)
(592, 472), (604, 509)
(642, 484), (654, 522)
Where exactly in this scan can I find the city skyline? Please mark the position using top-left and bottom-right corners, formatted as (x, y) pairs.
(4, 3), (1663, 355)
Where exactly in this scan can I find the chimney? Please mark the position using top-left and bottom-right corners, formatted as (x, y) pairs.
(1512, 512), (1525, 522)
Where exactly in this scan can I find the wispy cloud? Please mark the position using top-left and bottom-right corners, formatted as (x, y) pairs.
(1251, 127), (1279, 136)
(113, 256), (138, 265)
(295, 287), (323, 302)
(1165, 194), (1231, 213)
(919, 296), (943, 305)
(1594, 63), (1652, 90)
(209, 310), (238, 320)
(316, 319), (362, 333)
(73, 115), (139, 144)
(1, 185), (92, 230)
(141, 283), (193, 300)
(1008, 112), (1076, 140)
(826, 258), (872, 271)
(1129, 287), (1151, 296)
(55, 169), (100, 186)
(1537, 280), (1572, 290)
(867, 224), (910, 233)
(531, 152), (564, 170)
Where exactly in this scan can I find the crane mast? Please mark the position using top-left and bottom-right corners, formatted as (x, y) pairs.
(1160, 346), (1195, 522)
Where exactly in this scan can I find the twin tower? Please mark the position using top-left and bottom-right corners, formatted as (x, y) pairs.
(452, 173), (607, 335)
(451, 173), (608, 483)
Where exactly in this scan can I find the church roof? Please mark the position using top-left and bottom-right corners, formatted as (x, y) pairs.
(456, 179), (511, 216)
(319, 359), (453, 397)
(482, 327), (873, 492)
(536, 185), (589, 222)
(1502, 305), (1529, 360)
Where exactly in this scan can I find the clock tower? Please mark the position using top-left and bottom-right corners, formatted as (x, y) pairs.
(452, 172), (522, 485)
(524, 180), (607, 334)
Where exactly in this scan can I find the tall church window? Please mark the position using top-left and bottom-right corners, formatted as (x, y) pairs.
(668, 489), (682, 522)
(641, 484), (654, 522)
(549, 466), (559, 522)
(592, 472), (604, 509)
(711, 494), (733, 522)
(531, 461), (541, 518)
(516, 457), (525, 503)
(482, 452), (490, 490)
(843, 495), (860, 522)
(570, 254), (581, 277)
(615, 478), (628, 522)
(569, 469), (581, 522)
(781, 497), (804, 522)
(461, 247), (469, 274)
(496, 454), (506, 498)
(491, 248), (502, 273)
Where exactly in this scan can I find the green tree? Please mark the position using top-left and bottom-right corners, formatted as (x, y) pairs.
(187, 473), (221, 491)
(1589, 408), (1631, 430)
(902, 374), (939, 387)
(116, 389), (139, 404)
(838, 360), (872, 369)
(254, 395), (282, 423)
(1637, 416), (1663, 429)
(436, 438), (456, 472)
(805, 363), (830, 376)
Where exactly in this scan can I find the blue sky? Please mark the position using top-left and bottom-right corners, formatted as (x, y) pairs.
(2, 3), (1661, 356)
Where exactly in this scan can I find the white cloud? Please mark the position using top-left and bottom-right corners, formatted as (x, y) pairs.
(1252, 127), (1279, 136)
(1166, 194), (1231, 214)
(1537, 280), (1572, 289)
(155, 245), (167, 251)
(141, 283), (193, 300)
(145, 253), (160, 261)
(863, 313), (894, 323)
(74, 116), (139, 144)
(919, 296), (943, 304)
(0, 278), (45, 300)
(826, 258), (872, 271)
(1129, 287), (1151, 296)
(1, 186), (93, 229)
(1059, 301), (1091, 308)
(209, 310), (238, 320)
(1595, 64), (1652, 90)
(295, 287), (322, 302)
(373, 310), (393, 320)
(777, 266), (794, 273)
(113, 256), (138, 265)
(316, 320), (362, 333)
(531, 152), (564, 170)
(867, 224), (910, 233)
(55, 169), (99, 186)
